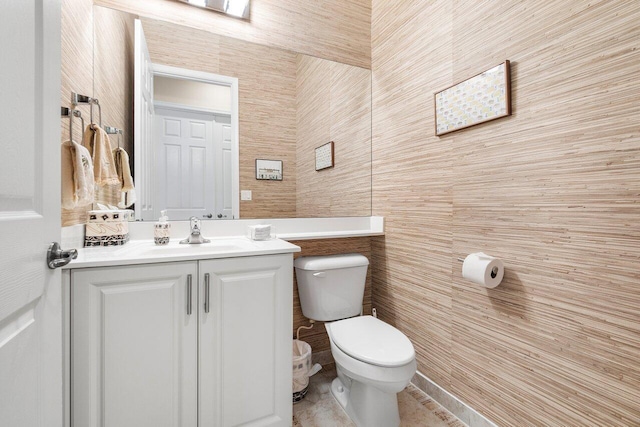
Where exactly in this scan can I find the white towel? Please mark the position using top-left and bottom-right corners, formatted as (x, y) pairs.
(61, 140), (95, 209)
(82, 124), (120, 187)
(114, 147), (137, 208)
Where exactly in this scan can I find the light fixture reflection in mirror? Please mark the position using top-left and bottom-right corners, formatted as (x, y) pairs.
(178, 0), (250, 19)
(224, 0), (250, 17)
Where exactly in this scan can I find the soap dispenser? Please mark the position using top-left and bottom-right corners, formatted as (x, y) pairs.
(154, 210), (171, 245)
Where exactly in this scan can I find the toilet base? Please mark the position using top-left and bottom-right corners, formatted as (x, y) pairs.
(330, 376), (400, 427)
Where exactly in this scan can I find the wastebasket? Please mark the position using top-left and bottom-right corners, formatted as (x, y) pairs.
(292, 339), (321, 403)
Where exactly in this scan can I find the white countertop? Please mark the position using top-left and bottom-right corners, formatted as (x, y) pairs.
(64, 237), (301, 269)
(62, 216), (385, 249)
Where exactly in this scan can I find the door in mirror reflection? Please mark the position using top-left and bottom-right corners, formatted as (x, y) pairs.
(135, 18), (239, 221)
(154, 107), (233, 221)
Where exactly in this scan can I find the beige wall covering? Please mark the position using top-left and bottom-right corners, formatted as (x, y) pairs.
(371, 1), (640, 426)
(296, 55), (372, 217)
(94, 0), (371, 69)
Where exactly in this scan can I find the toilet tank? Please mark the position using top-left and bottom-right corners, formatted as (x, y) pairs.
(294, 254), (369, 322)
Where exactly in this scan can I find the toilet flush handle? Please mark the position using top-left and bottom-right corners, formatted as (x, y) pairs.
(313, 271), (326, 278)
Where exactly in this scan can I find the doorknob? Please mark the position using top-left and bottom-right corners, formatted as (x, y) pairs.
(47, 242), (78, 269)
(203, 213), (213, 218)
(217, 214), (223, 218)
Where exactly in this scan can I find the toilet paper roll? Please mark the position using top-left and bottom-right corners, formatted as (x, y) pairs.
(462, 252), (504, 288)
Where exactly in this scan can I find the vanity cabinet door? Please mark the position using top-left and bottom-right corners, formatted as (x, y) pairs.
(71, 262), (198, 427)
(199, 254), (293, 427)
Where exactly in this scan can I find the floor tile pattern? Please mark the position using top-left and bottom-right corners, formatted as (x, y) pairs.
(293, 364), (467, 427)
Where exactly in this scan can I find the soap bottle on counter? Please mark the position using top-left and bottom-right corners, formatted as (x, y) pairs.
(154, 210), (171, 245)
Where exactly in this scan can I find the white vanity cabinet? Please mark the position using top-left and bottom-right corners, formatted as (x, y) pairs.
(69, 253), (293, 427)
(199, 255), (293, 427)
(71, 262), (199, 427)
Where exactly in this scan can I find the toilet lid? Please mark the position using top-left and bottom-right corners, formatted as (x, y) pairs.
(329, 316), (415, 367)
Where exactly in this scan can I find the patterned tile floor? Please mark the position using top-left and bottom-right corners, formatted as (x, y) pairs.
(293, 364), (467, 427)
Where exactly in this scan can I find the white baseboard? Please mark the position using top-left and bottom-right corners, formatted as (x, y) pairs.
(411, 371), (497, 427)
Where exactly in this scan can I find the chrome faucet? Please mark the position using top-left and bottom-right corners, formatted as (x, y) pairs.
(180, 216), (211, 244)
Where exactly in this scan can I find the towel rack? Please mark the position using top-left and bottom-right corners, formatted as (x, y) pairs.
(61, 107), (85, 142)
(71, 92), (101, 126)
(104, 126), (123, 148)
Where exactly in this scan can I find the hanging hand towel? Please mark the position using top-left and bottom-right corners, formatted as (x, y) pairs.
(82, 124), (120, 186)
(61, 140), (95, 209)
(61, 141), (75, 209)
(114, 147), (137, 208)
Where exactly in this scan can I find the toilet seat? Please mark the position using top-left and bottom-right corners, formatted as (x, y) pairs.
(328, 316), (415, 367)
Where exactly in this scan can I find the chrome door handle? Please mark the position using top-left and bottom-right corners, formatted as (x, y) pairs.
(187, 274), (193, 315)
(204, 273), (210, 313)
(47, 242), (78, 269)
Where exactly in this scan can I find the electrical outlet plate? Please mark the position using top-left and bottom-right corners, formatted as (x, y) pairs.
(241, 190), (252, 201)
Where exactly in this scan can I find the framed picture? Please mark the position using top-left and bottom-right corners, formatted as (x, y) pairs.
(315, 141), (334, 171)
(434, 60), (511, 136)
(255, 159), (283, 181)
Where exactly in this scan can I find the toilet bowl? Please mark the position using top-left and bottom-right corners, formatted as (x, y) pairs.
(326, 315), (416, 427)
(294, 254), (417, 427)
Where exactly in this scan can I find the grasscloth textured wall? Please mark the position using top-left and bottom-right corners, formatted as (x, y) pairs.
(296, 55), (372, 217)
(142, 18), (298, 219)
(94, 0), (371, 69)
(371, 1), (640, 426)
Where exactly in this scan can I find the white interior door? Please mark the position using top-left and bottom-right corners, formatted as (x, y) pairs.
(0, 1), (62, 427)
(154, 107), (216, 220)
(134, 19), (154, 221)
(215, 123), (234, 219)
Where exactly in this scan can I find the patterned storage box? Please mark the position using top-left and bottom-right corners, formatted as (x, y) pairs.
(87, 210), (134, 223)
(84, 210), (133, 247)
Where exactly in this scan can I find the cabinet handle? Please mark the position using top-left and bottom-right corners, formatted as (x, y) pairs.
(204, 273), (210, 313)
(187, 274), (193, 316)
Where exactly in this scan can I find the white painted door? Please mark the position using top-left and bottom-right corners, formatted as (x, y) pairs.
(199, 255), (293, 427)
(134, 19), (155, 221)
(154, 107), (216, 220)
(71, 263), (198, 427)
(215, 123), (234, 219)
(0, 1), (62, 427)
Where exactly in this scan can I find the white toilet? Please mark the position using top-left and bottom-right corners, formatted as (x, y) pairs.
(294, 254), (417, 427)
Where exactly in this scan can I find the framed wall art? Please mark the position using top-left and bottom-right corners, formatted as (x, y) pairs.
(315, 141), (334, 171)
(434, 60), (511, 136)
(255, 159), (283, 181)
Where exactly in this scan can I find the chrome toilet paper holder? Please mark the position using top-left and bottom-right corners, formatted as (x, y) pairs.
(457, 256), (499, 279)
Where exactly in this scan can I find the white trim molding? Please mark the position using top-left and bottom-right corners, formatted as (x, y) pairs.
(412, 371), (497, 427)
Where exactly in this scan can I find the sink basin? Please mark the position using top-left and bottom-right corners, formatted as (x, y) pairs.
(68, 236), (301, 269)
(114, 238), (259, 258)
(147, 239), (257, 255)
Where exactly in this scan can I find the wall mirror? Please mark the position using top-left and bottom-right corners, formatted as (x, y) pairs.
(91, 5), (372, 221)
